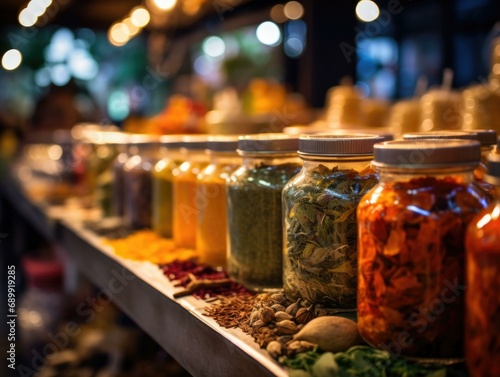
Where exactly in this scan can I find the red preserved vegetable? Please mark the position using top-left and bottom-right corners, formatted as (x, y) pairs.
(358, 176), (488, 359)
(465, 149), (500, 376)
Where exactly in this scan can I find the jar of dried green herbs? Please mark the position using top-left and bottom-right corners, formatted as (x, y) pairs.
(227, 134), (301, 291)
(152, 135), (185, 238)
(282, 134), (383, 309)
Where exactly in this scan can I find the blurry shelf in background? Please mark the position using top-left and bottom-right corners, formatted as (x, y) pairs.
(2, 182), (286, 377)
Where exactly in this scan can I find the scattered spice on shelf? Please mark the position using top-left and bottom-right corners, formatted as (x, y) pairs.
(204, 295), (258, 329)
(103, 230), (197, 264)
(160, 259), (253, 300)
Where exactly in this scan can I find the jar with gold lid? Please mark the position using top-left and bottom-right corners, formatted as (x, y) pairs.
(357, 139), (490, 360)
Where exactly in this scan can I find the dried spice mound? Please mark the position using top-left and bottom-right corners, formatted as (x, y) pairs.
(161, 260), (253, 300)
(204, 295), (258, 329)
(104, 230), (197, 264)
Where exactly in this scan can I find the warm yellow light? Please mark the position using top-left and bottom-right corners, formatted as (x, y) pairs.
(356, 0), (380, 22)
(108, 23), (129, 46)
(123, 17), (140, 36)
(19, 8), (37, 27)
(2, 49), (22, 71)
(131, 7), (150, 27)
(284, 1), (304, 20)
(153, 0), (176, 11)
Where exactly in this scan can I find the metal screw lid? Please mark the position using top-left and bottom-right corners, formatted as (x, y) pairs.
(373, 140), (481, 169)
(464, 129), (497, 146)
(299, 134), (385, 156)
(207, 135), (240, 152)
(403, 130), (477, 141)
(238, 133), (299, 153)
(180, 134), (210, 150)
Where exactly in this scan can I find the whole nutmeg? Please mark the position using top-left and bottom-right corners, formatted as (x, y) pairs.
(259, 307), (275, 324)
(295, 305), (315, 324)
(285, 299), (302, 317)
(266, 341), (283, 359)
(276, 320), (298, 335)
(275, 311), (294, 322)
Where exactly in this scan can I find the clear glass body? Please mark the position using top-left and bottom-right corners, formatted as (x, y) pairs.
(152, 148), (185, 238)
(172, 150), (209, 248)
(357, 166), (490, 360)
(111, 151), (128, 218)
(282, 156), (377, 309)
(94, 143), (122, 217)
(227, 152), (302, 291)
(196, 152), (241, 267)
(474, 146), (496, 196)
(465, 188), (500, 377)
(123, 145), (158, 229)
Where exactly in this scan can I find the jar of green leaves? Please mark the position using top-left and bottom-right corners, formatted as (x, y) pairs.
(282, 134), (383, 309)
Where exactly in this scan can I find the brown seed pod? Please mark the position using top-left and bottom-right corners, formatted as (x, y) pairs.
(270, 293), (287, 304)
(276, 320), (298, 335)
(266, 341), (283, 359)
(259, 307), (275, 324)
(271, 304), (287, 313)
(285, 299), (302, 317)
(295, 305), (315, 324)
(285, 340), (316, 357)
(252, 320), (265, 329)
(274, 311), (294, 322)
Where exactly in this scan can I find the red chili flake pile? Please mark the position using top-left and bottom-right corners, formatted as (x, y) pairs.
(160, 259), (254, 300)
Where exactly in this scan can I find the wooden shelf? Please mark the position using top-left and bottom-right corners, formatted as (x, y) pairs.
(1, 181), (287, 377)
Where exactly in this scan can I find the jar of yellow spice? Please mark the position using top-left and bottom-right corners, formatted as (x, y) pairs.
(196, 136), (241, 267)
(152, 135), (185, 238)
(172, 135), (209, 248)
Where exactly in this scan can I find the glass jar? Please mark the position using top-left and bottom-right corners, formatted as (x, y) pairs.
(152, 135), (185, 238)
(466, 129), (497, 195)
(403, 131), (496, 197)
(112, 147), (128, 218)
(357, 140), (491, 360)
(227, 134), (302, 291)
(465, 146), (500, 377)
(172, 135), (209, 248)
(282, 135), (383, 309)
(122, 135), (160, 229)
(196, 136), (241, 267)
(93, 131), (128, 217)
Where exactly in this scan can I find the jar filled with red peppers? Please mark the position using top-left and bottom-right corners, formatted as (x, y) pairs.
(465, 137), (500, 377)
(357, 139), (490, 360)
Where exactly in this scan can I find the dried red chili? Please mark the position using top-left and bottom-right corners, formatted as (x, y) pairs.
(357, 176), (489, 359)
(160, 260), (253, 299)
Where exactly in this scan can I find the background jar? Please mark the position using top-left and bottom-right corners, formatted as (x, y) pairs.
(227, 134), (301, 291)
(282, 134), (383, 309)
(465, 138), (500, 377)
(196, 136), (241, 268)
(152, 135), (185, 238)
(402, 130), (496, 196)
(90, 131), (128, 218)
(172, 135), (209, 249)
(122, 135), (160, 230)
(357, 139), (490, 360)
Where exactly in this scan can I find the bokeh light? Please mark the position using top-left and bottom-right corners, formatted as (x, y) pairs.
(356, 0), (380, 22)
(2, 49), (22, 71)
(256, 21), (282, 46)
